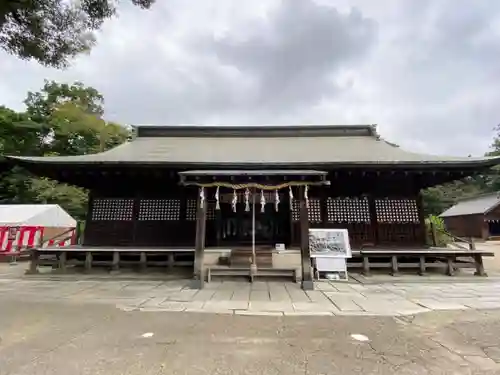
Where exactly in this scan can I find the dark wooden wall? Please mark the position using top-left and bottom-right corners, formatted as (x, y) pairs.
(443, 214), (487, 239)
(290, 194), (424, 248)
(83, 178), (426, 248)
(84, 182), (205, 247)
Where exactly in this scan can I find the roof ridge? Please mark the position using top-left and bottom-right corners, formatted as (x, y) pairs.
(133, 124), (379, 138)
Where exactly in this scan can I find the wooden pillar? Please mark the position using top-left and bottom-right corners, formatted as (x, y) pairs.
(416, 191), (427, 246)
(27, 249), (40, 274)
(368, 195), (378, 246)
(112, 251), (120, 272)
(299, 186), (314, 290)
(190, 192), (207, 289)
(474, 254), (487, 276)
(82, 191), (95, 246)
(320, 186), (328, 228)
(131, 195), (141, 246)
(215, 200), (222, 247)
(179, 188), (188, 246)
(283, 187), (293, 247)
(84, 251), (93, 272)
(139, 251), (147, 272)
(58, 251), (67, 272)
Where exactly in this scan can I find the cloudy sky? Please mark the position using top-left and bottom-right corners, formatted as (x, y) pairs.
(1, 0), (499, 156)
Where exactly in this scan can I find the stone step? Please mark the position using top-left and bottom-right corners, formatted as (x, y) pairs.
(206, 266), (298, 282)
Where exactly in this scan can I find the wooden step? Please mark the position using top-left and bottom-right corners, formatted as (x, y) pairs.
(229, 247), (273, 267)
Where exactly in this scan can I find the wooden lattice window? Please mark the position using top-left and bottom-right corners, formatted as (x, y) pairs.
(186, 200), (216, 221)
(291, 199), (322, 223)
(138, 199), (180, 221)
(375, 199), (419, 223)
(327, 197), (370, 223)
(291, 200), (299, 221)
(186, 199), (197, 221)
(91, 198), (134, 221)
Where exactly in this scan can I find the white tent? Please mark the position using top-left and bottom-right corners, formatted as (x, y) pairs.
(0, 204), (76, 227)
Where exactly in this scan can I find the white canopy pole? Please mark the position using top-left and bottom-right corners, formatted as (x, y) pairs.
(251, 188), (256, 270)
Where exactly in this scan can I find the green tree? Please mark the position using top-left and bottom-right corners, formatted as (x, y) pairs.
(25, 80), (104, 119)
(422, 124), (500, 216)
(0, 106), (45, 204)
(0, 106), (43, 155)
(0, 81), (131, 219)
(49, 102), (130, 155)
(422, 180), (485, 216)
(24, 80), (130, 155)
(0, 0), (155, 68)
(29, 178), (88, 219)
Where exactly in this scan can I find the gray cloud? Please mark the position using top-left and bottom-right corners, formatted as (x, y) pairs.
(369, 0), (500, 155)
(0, 0), (499, 157)
(207, 1), (376, 112)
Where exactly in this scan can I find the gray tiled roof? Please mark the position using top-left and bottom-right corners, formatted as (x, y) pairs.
(7, 125), (500, 167)
(440, 193), (500, 217)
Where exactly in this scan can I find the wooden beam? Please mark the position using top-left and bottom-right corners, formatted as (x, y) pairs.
(215, 200), (222, 247)
(191, 194), (207, 289)
(299, 185), (314, 290)
(82, 191), (95, 246)
(416, 191), (427, 246)
(368, 195), (379, 245)
(320, 186), (328, 228)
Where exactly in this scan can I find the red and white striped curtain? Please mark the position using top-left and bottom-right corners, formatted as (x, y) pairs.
(0, 226), (76, 254)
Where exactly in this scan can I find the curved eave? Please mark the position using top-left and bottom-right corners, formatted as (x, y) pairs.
(6, 155), (500, 169)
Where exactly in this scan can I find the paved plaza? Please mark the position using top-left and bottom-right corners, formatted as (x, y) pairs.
(1, 264), (500, 316)
(2, 285), (500, 374)
(2, 264), (500, 373)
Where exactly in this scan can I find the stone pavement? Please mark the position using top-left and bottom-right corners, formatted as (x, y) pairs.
(1, 263), (500, 316)
(2, 297), (500, 374)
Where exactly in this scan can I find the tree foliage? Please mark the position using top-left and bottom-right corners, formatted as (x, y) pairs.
(0, 80), (131, 219)
(422, 125), (500, 216)
(0, 0), (155, 67)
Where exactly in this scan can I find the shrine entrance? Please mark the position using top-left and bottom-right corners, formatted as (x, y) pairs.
(179, 170), (330, 290)
(218, 191), (291, 247)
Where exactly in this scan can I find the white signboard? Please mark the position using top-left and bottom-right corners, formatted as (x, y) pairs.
(309, 228), (352, 258)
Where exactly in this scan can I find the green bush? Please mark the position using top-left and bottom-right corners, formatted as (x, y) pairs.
(425, 215), (450, 247)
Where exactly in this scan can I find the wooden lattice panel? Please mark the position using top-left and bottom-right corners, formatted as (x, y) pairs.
(91, 198), (134, 221)
(326, 222), (373, 245)
(327, 198), (370, 223)
(186, 200), (216, 221)
(186, 199), (197, 221)
(291, 200), (299, 221)
(375, 199), (419, 223)
(291, 199), (322, 223)
(207, 201), (216, 220)
(138, 199), (180, 221)
(377, 223), (420, 245)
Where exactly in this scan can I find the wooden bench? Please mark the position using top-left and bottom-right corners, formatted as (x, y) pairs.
(27, 247), (195, 274)
(206, 266), (299, 283)
(354, 249), (494, 277)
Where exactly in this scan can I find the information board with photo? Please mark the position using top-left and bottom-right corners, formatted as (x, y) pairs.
(308, 228), (352, 258)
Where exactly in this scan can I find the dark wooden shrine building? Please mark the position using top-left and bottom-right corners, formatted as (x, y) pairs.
(441, 192), (500, 240)
(7, 125), (500, 288)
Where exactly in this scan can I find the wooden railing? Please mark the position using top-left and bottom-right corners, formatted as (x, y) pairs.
(429, 222), (476, 250)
